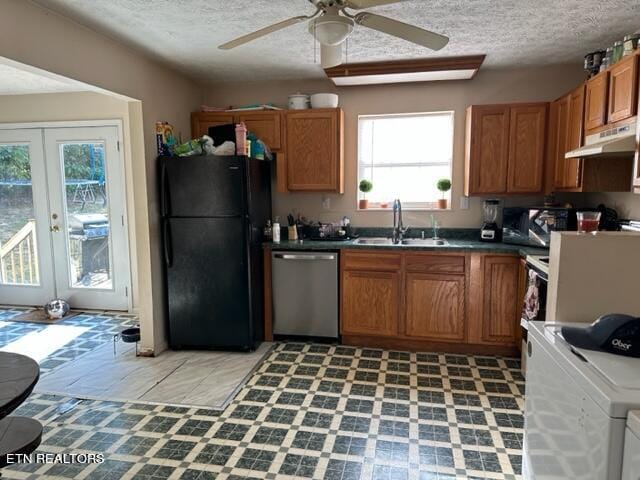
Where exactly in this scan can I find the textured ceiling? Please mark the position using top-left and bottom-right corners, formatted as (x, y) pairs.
(34, 0), (640, 83)
(0, 63), (88, 95)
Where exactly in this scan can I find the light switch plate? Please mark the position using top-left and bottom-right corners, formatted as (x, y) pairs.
(459, 196), (469, 210)
(322, 196), (331, 210)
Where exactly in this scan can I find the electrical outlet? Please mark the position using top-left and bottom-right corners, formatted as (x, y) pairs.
(459, 196), (469, 210)
(322, 196), (331, 210)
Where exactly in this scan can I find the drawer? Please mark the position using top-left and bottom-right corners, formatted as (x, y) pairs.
(405, 253), (465, 274)
(342, 250), (401, 271)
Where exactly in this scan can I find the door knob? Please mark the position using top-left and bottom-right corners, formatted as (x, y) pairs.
(50, 225), (60, 232)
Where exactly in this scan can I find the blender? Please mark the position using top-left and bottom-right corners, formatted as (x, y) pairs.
(481, 199), (500, 242)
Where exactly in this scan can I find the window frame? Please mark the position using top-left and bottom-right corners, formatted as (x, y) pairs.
(356, 111), (455, 211)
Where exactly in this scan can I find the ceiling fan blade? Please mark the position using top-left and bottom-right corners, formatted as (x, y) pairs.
(219, 16), (309, 50)
(346, 0), (408, 9)
(321, 44), (343, 68)
(354, 12), (449, 50)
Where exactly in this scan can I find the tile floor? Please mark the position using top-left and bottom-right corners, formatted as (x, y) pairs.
(0, 307), (137, 374)
(1, 314), (526, 480)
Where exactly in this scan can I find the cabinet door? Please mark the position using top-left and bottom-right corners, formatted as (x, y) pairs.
(608, 54), (639, 123)
(191, 112), (235, 138)
(584, 72), (609, 132)
(563, 85), (585, 189)
(552, 95), (572, 190)
(286, 109), (344, 192)
(465, 105), (510, 195)
(635, 145), (640, 191)
(405, 273), (465, 341)
(341, 270), (399, 337)
(236, 111), (282, 151)
(482, 256), (520, 344)
(506, 104), (547, 193)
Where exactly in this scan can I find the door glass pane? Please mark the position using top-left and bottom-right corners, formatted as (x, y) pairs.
(0, 144), (40, 286)
(59, 143), (112, 290)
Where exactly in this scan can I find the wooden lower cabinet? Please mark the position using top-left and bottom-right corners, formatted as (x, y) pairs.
(405, 273), (465, 341)
(481, 256), (520, 344)
(339, 250), (520, 355)
(341, 269), (399, 337)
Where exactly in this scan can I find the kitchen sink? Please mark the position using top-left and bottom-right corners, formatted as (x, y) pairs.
(354, 238), (448, 246)
(401, 238), (448, 246)
(354, 237), (394, 245)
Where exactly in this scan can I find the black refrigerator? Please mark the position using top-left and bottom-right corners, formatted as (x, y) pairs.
(159, 155), (271, 350)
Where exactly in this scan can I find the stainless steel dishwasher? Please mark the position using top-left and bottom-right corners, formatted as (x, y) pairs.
(271, 251), (339, 338)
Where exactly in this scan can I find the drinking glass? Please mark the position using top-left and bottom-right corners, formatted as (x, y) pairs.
(577, 211), (601, 234)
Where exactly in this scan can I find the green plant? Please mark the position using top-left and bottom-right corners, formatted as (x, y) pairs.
(359, 179), (373, 198)
(436, 178), (452, 198)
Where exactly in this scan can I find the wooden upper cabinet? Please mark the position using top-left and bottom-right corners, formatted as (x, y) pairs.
(341, 269), (400, 337)
(285, 108), (344, 193)
(608, 54), (639, 124)
(191, 112), (234, 138)
(635, 123), (640, 191)
(552, 85), (585, 191)
(405, 273), (465, 342)
(481, 256), (520, 344)
(465, 103), (547, 196)
(236, 111), (282, 150)
(465, 105), (510, 195)
(191, 111), (283, 151)
(584, 72), (609, 132)
(507, 104), (547, 193)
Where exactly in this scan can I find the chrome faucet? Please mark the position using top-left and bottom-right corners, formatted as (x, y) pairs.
(392, 199), (408, 244)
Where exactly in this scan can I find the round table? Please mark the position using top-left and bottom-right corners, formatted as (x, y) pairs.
(0, 352), (42, 471)
(0, 352), (40, 419)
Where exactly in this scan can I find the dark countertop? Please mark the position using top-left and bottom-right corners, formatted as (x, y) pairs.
(263, 238), (548, 257)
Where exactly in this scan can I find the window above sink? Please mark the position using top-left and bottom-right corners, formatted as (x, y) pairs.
(357, 111), (454, 210)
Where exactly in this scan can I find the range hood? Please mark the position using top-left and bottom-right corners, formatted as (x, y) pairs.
(565, 123), (637, 158)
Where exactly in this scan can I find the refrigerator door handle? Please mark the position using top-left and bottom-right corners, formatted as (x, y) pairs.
(163, 220), (173, 267)
(160, 159), (170, 217)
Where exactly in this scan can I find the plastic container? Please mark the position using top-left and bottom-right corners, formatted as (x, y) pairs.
(235, 123), (247, 156)
(310, 93), (339, 108)
(623, 34), (640, 56)
(272, 217), (281, 243)
(612, 40), (624, 64)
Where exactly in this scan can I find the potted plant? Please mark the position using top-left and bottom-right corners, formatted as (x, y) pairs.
(359, 179), (373, 209)
(436, 178), (451, 209)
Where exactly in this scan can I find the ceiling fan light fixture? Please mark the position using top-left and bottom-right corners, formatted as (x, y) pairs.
(309, 14), (354, 45)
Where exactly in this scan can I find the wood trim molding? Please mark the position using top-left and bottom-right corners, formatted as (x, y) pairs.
(263, 248), (273, 342)
(324, 55), (486, 78)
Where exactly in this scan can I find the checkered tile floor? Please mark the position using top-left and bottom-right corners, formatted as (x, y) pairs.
(2, 339), (525, 479)
(0, 307), (137, 373)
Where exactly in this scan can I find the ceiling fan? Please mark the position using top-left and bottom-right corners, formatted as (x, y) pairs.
(218, 0), (449, 68)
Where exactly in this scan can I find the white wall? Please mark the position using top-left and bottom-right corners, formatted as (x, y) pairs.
(204, 65), (586, 229)
(0, 0), (203, 354)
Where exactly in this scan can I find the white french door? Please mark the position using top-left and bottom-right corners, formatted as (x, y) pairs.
(0, 125), (130, 310)
(0, 129), (56, 304)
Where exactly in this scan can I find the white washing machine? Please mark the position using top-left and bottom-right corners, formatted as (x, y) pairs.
(623, 411), (640, 480)
(524, 321), (640, 480)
